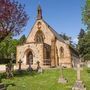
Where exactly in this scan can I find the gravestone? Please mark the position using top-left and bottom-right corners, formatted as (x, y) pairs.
(58, 64), (68, 84)
(27, 62), (33, 71)
(72, 63), (86, 90)
(36, 61), (43, 73)
(18, 59), (22, 71)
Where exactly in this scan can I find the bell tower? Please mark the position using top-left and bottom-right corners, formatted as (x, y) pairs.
(37, 5), (42, 20)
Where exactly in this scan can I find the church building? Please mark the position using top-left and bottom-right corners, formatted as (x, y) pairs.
(16, 6), (79, 68)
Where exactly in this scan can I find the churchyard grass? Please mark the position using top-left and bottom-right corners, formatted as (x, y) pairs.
(1, 68), (90, 90)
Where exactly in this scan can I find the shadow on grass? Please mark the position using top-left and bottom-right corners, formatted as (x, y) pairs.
(0, 70), (39, 90)
(0, 69), (39, 80)
(13, 70), (38, 77)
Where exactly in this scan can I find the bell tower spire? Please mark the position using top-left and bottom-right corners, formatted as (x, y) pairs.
(37, 5), (42, 20)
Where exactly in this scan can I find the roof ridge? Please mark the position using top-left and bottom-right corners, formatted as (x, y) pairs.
(42, 19), (65, 43)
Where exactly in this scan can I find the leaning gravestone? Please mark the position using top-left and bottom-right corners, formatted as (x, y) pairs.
(72, 63), (86, 90)
(58, 64), (68, 84)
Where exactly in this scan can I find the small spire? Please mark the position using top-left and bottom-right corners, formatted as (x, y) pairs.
(37, 5), (42, 20)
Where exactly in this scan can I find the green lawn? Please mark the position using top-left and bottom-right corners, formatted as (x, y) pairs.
(1, 68), (90, 90)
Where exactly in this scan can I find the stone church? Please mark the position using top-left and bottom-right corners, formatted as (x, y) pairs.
(16, 5), (79, 68)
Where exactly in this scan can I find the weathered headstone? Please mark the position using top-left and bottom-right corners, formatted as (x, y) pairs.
(37, 61), (40, 69)
(36, 61), (43, 73)
(27, 62), (33, 71)
(18, 59), (22, 71)
(72, 63), (86, 90)
(58, 64), (68, 84)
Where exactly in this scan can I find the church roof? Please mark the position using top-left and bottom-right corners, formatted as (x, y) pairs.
(42, 20), (65, 43)
(42, 20), (79, 55)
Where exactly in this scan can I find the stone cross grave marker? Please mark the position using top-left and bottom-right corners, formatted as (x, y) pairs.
(58, 64), (68, 84)
(72, 63), (86, 90)
(18, 59), (22, 71)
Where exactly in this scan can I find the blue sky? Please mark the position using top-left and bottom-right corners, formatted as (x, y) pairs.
(15, 0), (86, 43)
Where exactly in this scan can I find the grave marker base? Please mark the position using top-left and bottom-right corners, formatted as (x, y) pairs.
(58, 77), (68, 84)
(72, 80), (86, 90)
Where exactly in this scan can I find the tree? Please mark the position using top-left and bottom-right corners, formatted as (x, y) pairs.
(19, 34), (26, 45)
(59, 33), (71, 41)
(78, 0), (90, 61)
(0, 35), (19, 64)
(83, 30), (90, 60)
(78, 29), (90, 61)
(78, 29), (85, 39)
(83, 0), (90, 61)
(59, 33), (76, 47)
(77, 29), (85, 56)
(82, 0), (90, 27)
(0, 0), (28, 41)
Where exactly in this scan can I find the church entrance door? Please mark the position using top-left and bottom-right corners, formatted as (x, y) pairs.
(26, 51), (33, 65)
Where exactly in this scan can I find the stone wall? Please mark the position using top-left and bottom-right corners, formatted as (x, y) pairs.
(56, 40), (72, 68)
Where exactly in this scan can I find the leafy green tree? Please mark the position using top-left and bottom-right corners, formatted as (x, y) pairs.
(78, 29), (85, 39)
(19, 35), (26, 45)
(0, 35), (19, 63)
(78, 29), (85, 56)
(83, 0), (90, 60)
(83, 30), (90, 60)
(59, 33), (77, 48)
(78, 0), (90, 61)
(59, 33), (71, 40)
(82, 0), (90, 27)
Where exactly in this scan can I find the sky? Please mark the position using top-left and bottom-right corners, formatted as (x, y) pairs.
(15, 0), (86, 44)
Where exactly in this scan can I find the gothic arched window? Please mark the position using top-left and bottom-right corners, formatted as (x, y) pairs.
(35, 30), (44, 43)
(44, 47), (50, 59)
(60, 47), (64, 58)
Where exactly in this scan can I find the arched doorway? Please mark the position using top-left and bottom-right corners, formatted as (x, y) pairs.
(26, 51), (33, 65)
